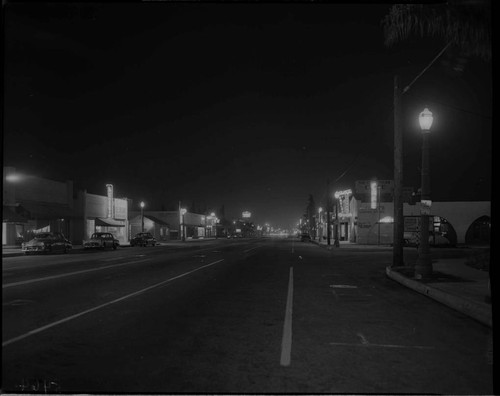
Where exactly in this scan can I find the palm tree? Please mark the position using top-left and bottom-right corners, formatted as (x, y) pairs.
(382, 1), (491, 61)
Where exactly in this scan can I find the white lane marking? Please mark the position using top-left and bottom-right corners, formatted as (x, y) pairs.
(280, 266), (294, 367)
(291, 240), (294, 254)
(2, 259), (150, 289)
(3, 299), (35, 307)
(243, 246), (260, 253)
(2, 259), (225, 347)
(103, 256), (128, 261)
(329, 285), (358, 289)
(329, 342), (433, 349)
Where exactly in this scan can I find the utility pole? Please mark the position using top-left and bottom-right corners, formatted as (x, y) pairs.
(326, 179), (331, 246)
(393, 75), (404, 267)
(334, 197), (340, 247)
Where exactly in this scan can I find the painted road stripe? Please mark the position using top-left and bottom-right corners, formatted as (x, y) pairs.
(2, 259), (225, 347)
(103, 256), (128, 261)
(3, 259), (150, 289)
(329, 284), (358, 289)
(280, 266), (294, 366)
(243, 246), (260, 253)
(329, 342), (433, 349)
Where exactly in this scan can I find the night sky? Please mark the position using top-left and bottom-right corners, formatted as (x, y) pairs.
(3, 2), (492, 229)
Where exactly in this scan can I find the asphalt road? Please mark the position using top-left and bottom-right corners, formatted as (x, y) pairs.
(2, 238), (493, 394)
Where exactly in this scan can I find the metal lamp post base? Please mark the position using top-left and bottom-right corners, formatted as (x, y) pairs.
(415, 255), (433, 279)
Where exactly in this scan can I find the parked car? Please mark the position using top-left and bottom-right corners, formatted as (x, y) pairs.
(130, 232), (156, 247)
(83, 232), (119, 250)
(300, 233), (311, 242)
(22, 232), (72, 254)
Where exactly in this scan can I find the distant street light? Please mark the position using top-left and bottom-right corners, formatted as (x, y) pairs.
(181, 208), (187, 242)
(140, 201), (145, 232)
(415, 107), (434, 278)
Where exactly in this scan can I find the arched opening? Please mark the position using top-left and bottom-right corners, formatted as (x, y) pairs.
(431, 216), (457, 247)
(465, 216), (491, 247)
(403, 215), (457, 246)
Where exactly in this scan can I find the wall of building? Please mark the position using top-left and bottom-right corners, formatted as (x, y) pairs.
(403, 201), (490, 245)
(83, 193), (129, 244)
(130, 211), (211, 240)
(3, 167), (77, 245)
(356, 201), (394, 245)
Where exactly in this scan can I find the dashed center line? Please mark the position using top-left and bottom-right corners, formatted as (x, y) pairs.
(280, 266), (294, 367)
(243, 246), (260, 253)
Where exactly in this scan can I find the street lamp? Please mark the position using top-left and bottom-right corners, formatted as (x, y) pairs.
(181, 208), (187, 242)
(140, 201), (145, 232)
(318, 207), (323, 242)
(415, 107), (433, 278)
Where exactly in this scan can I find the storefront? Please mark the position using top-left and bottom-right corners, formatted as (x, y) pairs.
(2, 205), (28, 245)
(129, 214), (169, 241)
(3, 167), (76, 245)
(76, 185), (129, 245)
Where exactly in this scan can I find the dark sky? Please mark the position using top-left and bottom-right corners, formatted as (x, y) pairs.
(3, 2), (492, 229)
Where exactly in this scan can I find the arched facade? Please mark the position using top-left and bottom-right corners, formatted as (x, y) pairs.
(403, 201), (490, 245)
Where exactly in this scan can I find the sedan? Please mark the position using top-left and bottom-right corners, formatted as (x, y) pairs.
(130, 232), (157, 247)
(83, 232), (119, 250)
(22, 232), (72, 254)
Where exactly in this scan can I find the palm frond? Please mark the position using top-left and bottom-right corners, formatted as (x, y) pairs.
(382, 1), (491, 60)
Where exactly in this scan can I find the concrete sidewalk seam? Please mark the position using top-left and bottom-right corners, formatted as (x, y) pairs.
(386, 267), (492, 328)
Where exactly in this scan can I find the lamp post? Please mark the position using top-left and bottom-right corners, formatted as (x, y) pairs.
(333, 195), (340, 248)
(181, 208), (187, 242)
(318, 207), (323, 242)
(415, 107), (433, 278)
(140, 201), (145, 232)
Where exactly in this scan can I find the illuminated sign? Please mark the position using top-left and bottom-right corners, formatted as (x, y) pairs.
(421, 200), (432, 215)
(106, 184), (113, 218)
(356, 180), (393, 194)
(242, 211), (251, 218)
(334, 189), (352, 199)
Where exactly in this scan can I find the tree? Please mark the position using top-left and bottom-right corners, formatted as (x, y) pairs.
(382, 1), (491, 62)
(305, 194), (316, 238)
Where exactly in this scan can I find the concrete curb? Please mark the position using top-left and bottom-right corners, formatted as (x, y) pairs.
(386, 266), (492, 328)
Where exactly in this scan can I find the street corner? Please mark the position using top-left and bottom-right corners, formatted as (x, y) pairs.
(385, 266), (492, 328)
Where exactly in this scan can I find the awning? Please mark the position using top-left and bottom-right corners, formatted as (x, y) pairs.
(17, 202), (75, 220)
(2, 206), (29, 223)
(95, 217), (126, 227)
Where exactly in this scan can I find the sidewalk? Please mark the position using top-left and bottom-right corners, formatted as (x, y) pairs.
(2, 237), (221, 258)
(312, 239), (492, 328)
